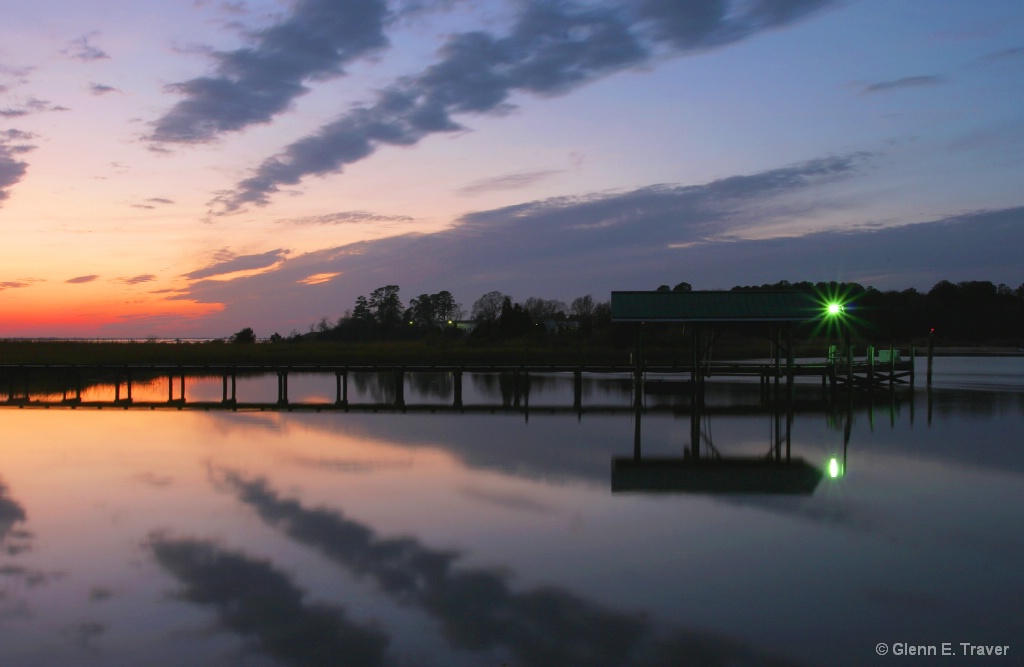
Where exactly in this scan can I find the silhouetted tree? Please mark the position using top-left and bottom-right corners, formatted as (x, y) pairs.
(498, 297), (533, 338)
(471, 291), (506, 324)
(230, 327), (256, 344)
(368, 285), (403, 332)
(523, 297), (566, 322)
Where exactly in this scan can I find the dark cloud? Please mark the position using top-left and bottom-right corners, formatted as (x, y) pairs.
(66, 275), (99, 284)
(292, 456), (413, 473)
(146, 197), (175, 204)
(0, 132), (34, 203)
(115, 274), (157, 285)
(0, 482), (27, 541)
(214, 470), (806, 667)
(148, 535), (390, 666)
(459, 485), (557, 514)
(0, 480), (31, 556)
(0, 280), (33, 290)
(861, 75), (945, 94)
(61, 32), (110, 61)
(215, 0), (836, 211)
(978, 46), (1024, 62)
(276, 210), (414, 225)
(184, 248), (289, 279)
(172, 157), (1024, 335)
(88, 83), (119, 96)
(0, 97), (68, 118)
(458, 169), (562, 195)
(150, 0), (391, 144)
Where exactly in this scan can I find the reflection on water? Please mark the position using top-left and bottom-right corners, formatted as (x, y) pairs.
(0, 358), (1021, 665)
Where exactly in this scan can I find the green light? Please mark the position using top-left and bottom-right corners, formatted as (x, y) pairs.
(828, 457), (842, 478)
(826, 302), (843, 316)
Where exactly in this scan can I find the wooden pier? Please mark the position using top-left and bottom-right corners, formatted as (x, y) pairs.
(0, 354), (916, 412)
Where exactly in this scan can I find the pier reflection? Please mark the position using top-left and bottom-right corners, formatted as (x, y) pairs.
(611, 396), (860, 495)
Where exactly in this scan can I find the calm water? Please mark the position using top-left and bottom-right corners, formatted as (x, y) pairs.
(0, 358), (1021, 666)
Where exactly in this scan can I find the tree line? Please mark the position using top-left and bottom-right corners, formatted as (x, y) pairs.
(232, 279), (1024, 346)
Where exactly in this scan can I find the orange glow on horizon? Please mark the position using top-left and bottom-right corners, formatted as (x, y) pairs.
(0, 289), (222, 337)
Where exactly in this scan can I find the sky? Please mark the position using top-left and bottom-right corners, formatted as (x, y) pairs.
(0, 0), (1022, 338)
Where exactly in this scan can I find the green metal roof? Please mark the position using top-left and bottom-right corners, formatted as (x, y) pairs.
(611, 291), (821, 323)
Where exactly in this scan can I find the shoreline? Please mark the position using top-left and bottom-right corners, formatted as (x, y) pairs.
(930, 347), (1024, 357)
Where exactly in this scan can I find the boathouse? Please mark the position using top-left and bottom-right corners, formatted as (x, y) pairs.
(612, 290), (835, 393)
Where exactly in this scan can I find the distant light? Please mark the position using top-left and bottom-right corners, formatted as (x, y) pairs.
(828, 457), (842, 478)
(826, 303), (843, 316)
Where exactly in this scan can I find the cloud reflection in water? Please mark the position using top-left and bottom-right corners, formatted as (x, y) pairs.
(211, 469), (806, 667)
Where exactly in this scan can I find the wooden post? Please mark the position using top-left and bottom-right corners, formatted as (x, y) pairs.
(573, 369), (582, 412)
(785, 328), (794, 402)
(394, 368), (405, 407)
(336, 371), (348, 406)
(634, 325), (644, 410)
(278, 371), (289, 405)
(927, 329), (934, 387)
(633, 399), (642, 461)
(453, 370), (463, 409)
(690, 395), (700, 460)
(889, 343), (895, 388)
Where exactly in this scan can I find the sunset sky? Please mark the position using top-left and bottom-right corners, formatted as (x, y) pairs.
(1, 0), (1022, 338)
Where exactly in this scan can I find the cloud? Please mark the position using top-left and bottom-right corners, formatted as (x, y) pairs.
(148, 535), (390, 666)
(88, 83), (120, 95)
(0, 97), (69, 118)
(114, 274), (157, 285)
(458, 169), (562, 196)
(0, 131), (35, 203)
(66, 275), (100, 284)
(214, 0), (837, 211)
(0, 480), (31, 557)
(149, 0), (391, 144)
(183, 248), (289, 279)
(978, 46), (1024, 62)
(146, 197), (175, 205)
(0, 481), (27, 541)
(170, 156), (1024, 336)
(0, 280), (36, 290)
(61, 32), (110, 61)
(861, 75), (945, 94)
(276, 210), (414, 225)
(459, 484), (557, 514)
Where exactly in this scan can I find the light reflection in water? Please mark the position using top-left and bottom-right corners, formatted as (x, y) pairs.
(0, 362), (1020, 665)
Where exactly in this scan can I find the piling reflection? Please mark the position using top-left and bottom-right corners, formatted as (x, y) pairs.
(611, 396), (858, 494)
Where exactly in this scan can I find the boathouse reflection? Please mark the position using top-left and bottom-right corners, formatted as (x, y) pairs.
(611, 396), (859, 495)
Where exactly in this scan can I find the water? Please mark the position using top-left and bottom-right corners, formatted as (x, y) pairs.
(0, 359), (1021, 666)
